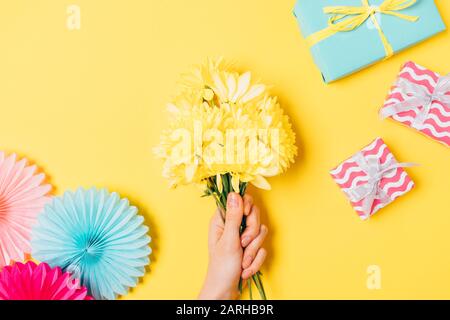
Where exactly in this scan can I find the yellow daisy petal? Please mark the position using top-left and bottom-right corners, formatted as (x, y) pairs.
(241, 84), (266, 103)
(250, 175), (271, 190)
(202, 88), (214, 101)
(233, 71), (251, 102)
(185, 163), (197, 182)
(167, 103), (180, 115)
(231, 174), (240, 193)
(216, 174), (223, 194)
(226, 74), (237, 101)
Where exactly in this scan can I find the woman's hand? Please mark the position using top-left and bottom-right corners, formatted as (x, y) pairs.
(198, 192), (268, 300)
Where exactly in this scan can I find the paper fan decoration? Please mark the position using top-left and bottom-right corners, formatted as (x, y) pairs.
(0, 261), (92, 300)
(31, 187), (151, 300)
(0, 152), (52, 268)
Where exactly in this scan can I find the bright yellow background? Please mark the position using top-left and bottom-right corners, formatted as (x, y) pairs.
(1, 0), (449, 299)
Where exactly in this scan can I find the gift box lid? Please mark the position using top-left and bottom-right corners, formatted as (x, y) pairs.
(293, 0), (446, 83)
(380, 61), (450, 147)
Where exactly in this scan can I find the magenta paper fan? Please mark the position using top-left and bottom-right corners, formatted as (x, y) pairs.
(0, 261), (93, 300)
(0, 152), (52, 268)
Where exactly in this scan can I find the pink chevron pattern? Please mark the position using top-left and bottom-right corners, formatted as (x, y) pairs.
(330, 138), (414, 220)
(381, 61), (450, 147)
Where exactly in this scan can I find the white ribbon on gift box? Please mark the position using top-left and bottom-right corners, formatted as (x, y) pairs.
(380, 75), (450, 130)
(345, 152), (418, 219)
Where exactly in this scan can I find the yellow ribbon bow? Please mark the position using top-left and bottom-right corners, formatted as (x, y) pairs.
(306, 0), (419, 58)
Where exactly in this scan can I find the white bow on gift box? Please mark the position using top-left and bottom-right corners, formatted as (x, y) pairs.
(345, 152), (417, 220)
(380, 74), (450, 129)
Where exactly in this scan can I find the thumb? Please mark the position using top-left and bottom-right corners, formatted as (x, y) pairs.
(223, 193), (244, 239)
(208, 209), (224, 249)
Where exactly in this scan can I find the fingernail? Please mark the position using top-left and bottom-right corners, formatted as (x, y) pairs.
(241, 236), (251, 247)
(227, 193), (239, 208)
(243, 256), (252, 269)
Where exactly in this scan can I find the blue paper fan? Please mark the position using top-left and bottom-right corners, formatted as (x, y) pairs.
(31, 187), (151, 300)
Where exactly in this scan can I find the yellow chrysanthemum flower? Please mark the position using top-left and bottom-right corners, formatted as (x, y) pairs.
(155, 58), (297, 300)
(155, 58), (297, 191)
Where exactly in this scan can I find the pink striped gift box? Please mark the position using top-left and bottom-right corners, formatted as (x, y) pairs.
(380, 61), (450, 147)
(330, 138), (415, 221)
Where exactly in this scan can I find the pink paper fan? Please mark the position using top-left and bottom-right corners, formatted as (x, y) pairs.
(0, 261), (93, 300)
(0, 152), (52, 268)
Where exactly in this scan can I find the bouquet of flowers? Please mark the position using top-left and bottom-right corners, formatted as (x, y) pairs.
(155, 58), (297, 299)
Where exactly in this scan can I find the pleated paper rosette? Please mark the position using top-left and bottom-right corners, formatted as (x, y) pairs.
(0, 152), (52, 268)
(31, 187), (152, 300)
(0, 261), (92, 300)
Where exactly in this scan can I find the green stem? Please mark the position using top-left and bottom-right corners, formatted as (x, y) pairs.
(248, 278), (252, 300)
(252, 272), (267, 300)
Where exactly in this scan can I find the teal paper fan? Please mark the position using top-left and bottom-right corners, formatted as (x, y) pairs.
(31, 187), (151, 300)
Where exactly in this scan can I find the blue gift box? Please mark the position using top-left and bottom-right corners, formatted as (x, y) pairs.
(293, 0), (446, 83)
